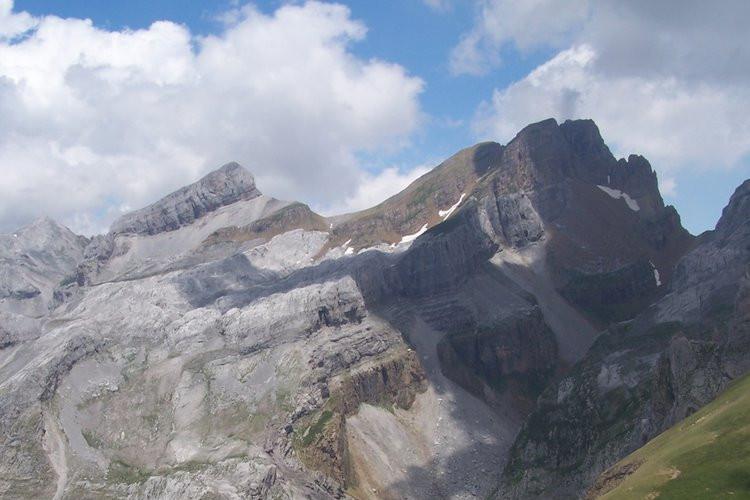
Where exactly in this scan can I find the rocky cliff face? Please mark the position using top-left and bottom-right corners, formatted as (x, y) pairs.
(111, 162), (262, 236)
(499, 179), (750, 499)
(1, 118), (736, 500)
(0, 217), (88, 351)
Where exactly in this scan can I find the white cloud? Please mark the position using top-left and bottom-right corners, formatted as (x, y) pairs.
(322, 164), (431, 215)
(0, 0), (35, 39)
(0, 1), (424, 234)
(450, 1), (750, 79)
(659, 177), (677, 199)
(467, 1), (750, 190)
(474, 45), (750, 172)
(449, 0), (589, 75)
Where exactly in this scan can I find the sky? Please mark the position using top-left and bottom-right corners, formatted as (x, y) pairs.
(0, 0), (748, 236)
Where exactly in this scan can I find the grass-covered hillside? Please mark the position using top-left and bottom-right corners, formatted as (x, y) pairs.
(589, 372), (750, 499)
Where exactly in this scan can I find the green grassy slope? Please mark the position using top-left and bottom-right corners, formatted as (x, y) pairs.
(590, 372), (750, 499)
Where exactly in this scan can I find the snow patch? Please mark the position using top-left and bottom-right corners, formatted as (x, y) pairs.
(438, 193), (466, 220)
(597, 185), (640, 212)
(340, 238), (354, 255)
(399, 223), (428, 244)
(650, 261), (662, 287)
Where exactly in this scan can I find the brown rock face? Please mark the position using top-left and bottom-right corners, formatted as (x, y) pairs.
(202, 202), (329, 248)
(336, 350), (428, 415)
(293, 350), (427, 489)
(327, 141), (504, 251)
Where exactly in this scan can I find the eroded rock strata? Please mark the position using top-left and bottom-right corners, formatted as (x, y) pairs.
(1, 119), (746, 499)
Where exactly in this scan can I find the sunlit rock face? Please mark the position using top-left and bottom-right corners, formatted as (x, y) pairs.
(110, 162), (263, 236)
(7, 118), (744, 500)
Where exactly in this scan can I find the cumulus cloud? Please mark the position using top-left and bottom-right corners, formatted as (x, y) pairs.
(323, 164), (431, 215)
(0, 1), (424, 234)
(474, 46), (750, 170)
(449, 0), (589, 75)
(0, 0), (35, 38)
(465, 0), (750, 193)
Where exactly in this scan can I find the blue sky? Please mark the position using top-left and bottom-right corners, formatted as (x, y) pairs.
(14, 0), (553, 159)
(3, 0), (750, 235)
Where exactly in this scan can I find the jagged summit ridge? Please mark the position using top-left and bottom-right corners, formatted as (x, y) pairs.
(111, 162), (262, 236)
(0, 117), (735, 499)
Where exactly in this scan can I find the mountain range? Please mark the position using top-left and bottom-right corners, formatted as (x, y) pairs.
(0, 118), (747, 499)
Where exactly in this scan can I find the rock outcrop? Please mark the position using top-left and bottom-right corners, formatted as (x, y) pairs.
(0, 217), (87, 323)
(499, 178), (750, 499)
(111, 162), (262, 236)
(3, 119), (740, 500)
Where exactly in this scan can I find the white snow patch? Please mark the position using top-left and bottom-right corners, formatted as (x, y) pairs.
(650, 261), (662, 287)
(438, 193), (466, 220)
(597, 185), (640, 212)
(357, 243), (394, 255)
(341, 238), (355, 256)
(399, 223), (428, 244)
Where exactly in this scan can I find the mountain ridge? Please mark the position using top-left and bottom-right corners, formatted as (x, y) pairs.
(0, 118), (746, 500)
(110, 162), (263, 236)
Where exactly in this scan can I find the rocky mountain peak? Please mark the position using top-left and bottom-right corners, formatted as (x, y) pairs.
(497, 118), (671, 219)
(559, 119), (616, 175)
(0, 116), (745, 499)
(715, 179), (750, 239)
(19, 216), (65, 235)
(2, 216), (83, 251)
(110, 162), (262, 236)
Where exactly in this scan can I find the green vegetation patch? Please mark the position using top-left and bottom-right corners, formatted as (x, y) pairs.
(598, 372), (750, 499)
(299, 410), (333, 447)
(106, 460), (151, 485)
(81, 429), (104, 449)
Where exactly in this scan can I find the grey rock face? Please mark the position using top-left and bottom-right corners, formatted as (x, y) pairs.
(500, 177), (750, 499)
(111, 162), (262, 236)
(437, 308), (558, 409)
(0, 217), (87, 319)
(0, 120), (722, 500)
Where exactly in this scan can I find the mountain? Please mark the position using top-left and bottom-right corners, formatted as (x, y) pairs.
(0, 217), (88, 347)
(499, 179), (750, 498)
(586, 370), (750, 499)
(0, 118), (745, 500)
(110, 162), (263, 236)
